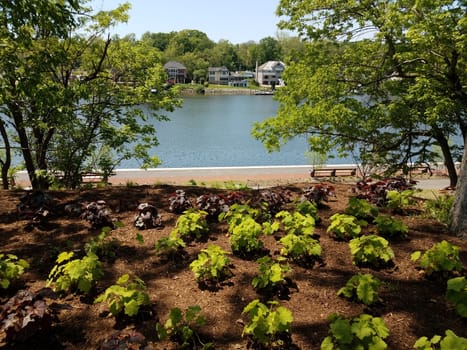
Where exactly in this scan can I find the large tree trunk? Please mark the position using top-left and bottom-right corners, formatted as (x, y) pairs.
(434, 132), (458, 188)
(449, 137), (467, 237)
(0, 120), (12, 189)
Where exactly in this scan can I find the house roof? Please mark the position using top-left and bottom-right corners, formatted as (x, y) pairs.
(208, 66), (229, 72)
(163, 61), (186, 69)
(257, 60), (285, 71)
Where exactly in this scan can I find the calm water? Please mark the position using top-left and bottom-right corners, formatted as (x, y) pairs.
(121, 95), (317, 168)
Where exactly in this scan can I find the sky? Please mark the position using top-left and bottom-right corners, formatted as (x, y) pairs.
(90, 0), (285, 44)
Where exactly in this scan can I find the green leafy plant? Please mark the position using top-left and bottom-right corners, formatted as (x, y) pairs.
(349, 235), (395, 268)
(94, 274), (150, 317)
(84, 226), (118, 261)
(46, 251), (103, 294)
(275, 210), (316, 236)
(155, 231), (186, 258)
(189, 244), (232, 285)
(173, 209), (209, 241)
(156, 305), (212, 349)
(411, 240), (463, 277)
(446, 276), (467, 318)
(229, 216), (265, 257)
(242, 299), (293, 348)
(374, 214), (409, 240)
(219, 203), (261, 230)
(321, 313), (389, 350)
(295, 199), (320, 223)
(385, 189), (415, 213)
(414, 329), (467, 349)
(0, 253), (29, 289)
(252, 256), (291, 293)
(279, 233), (322, 266)
(327, 213), (365, 240)
(337, 273), (381, 305)
(344, 197), (379, 223)
(424, 194), (454, 226)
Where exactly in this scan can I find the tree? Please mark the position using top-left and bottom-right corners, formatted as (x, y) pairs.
(257, 36), (282, 63)
(252, 0), (467, 236)
(0, 1), (180, 189)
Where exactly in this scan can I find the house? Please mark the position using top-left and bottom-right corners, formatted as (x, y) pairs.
(163, 61), (187, 84)
(228, 71), (254, 87)
(255, 61), (286, 88)
(208, 66), (230, 85)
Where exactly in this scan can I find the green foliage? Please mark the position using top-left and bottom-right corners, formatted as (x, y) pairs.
(349, 235), (395, 268)
(173, 209), (209, 241)
(344, 197), (379, 222)
(327, 213), (365, 240)
(189, 244), (231, 284)
(411, 240), (463, 277)
(219, 203), (262, 231)
(414, 330), (467, 350)
(385, 190), (415, 212)
(275, 210), (316, 236)
(446, 277), (467, 318)
(279, 233), (322, 264)
(0, 254), (29, 289)
(229, 216), (265, 255)
(84, 226), (117, 261)
(321, 313), (389, 350)
(337, 273), (381, 306)
(374, 215), (409, 240)
(295, 199), (320, 222)
(424, 194), (454, 226)
(252, 256), (291, 292)
(46, 251), (103, 294)
(94, 274), (150, 317)
(155, 231), (186, 257)
(156, 305), (212, 349)
(242, 300), (293, 347)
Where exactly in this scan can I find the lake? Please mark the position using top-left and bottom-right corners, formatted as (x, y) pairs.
(121, 95), (320, 168)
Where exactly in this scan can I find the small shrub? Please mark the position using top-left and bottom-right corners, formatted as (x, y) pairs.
(156, 305), (212, 349)
(424, 194), (454, 226)
(374, 214), (409, 240)
(414, 329), (467, 349)
(344, 197), (379, 222)
(0, 254), (29, 289)
(349, 235), (395, 268)
(411, 240), (463, 277)
(229, 216), (265, 256)
(94, 274), (150, 317)
(327, 213), (365, 241)
(195, 193), (229, 220)
(275, 210), (316, 237)
(321, 313), (389, 349)
(259, 189), (291, 215)
(242, 300), (293, 348)
(302, 183), (335, 206)
(189, 244), (232, 285)
(168, 189), (193, 213)
(154, 231), (186, 258)
(84, 226), (118, 261)
(279, 233), (322, 266)
(252, 256), (290, 293)
(295, 199), (320, 223)
(133, 202), (162, 229)
(46, 251), (103, 294)
(337, 273), (381, 305)
(446, 276), (467, 318)
(173, 209), (209, 241)
(80, 200), (115, 229)
(219, 203), (262, 230)
(385, 189), (415, 213)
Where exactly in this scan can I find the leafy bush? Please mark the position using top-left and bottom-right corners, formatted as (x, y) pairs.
(80, 200), (115, 229)
(424, 194), (454, 226)
(374, 215), (408, 240)
(189, 244), (232, 285)
(344, 197), (379, 222)
(349, 235), (395, 268)
(355, 177), (415, 207)
(195, 193), (229, 220)
(0, 254), (29, 289)
(168, 189), (193, 213)
(229, 216), (265, 257)
(154, 231), (186, 258)
(275, 210), (316, 237)
(295, 199), (320, 223)
(321, 313), (389, 349)
(446, 277), (467, 318)
(84, 226), (118, 261)
(279, 233), (322, 266)
(94, 274), (150, 317)
(242, 300), (293, 348)
(156, 305), (212, 349)
(259, 189), (291, 215)
(337, 273), (381, 305)
(46, 251), (103, 294)
(173, 209), (209, 241)
(411, 240), (463, 277)
(385, 189), (415, 213)
(0, 289), (54, 345)
(219, 203), (262, 230)
(252, 256), (290, 293)
(133, 202), (162, 229)
(327, 213), (365, 241)
(302, 183), (335, 206)
(414, 329), (467, 349)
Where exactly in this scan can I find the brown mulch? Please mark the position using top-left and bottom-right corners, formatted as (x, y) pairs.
(0, 182), (466, 349)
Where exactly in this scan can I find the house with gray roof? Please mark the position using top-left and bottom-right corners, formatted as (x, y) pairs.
(256, 61), (286, 88)
(163, 61), (187, 84)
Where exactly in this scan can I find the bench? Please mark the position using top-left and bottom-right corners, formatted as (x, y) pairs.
(310, 167), (357, 177)
(80, 171), (115, 184)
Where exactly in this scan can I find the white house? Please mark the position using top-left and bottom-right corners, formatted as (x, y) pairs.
(256, 61), (286, 87)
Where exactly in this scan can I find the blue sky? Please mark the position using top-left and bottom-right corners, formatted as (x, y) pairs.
(90, 0), (284, 44)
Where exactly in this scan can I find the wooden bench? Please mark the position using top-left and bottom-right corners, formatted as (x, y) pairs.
(80, 171), (115, 184)
(310, 167), (357, 177)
